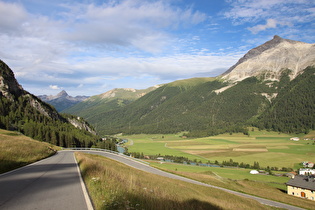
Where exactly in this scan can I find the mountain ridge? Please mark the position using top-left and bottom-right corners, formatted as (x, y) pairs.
(63, 86), (159, 117)
(221, 35), (315, 81)
(64, 36), (315, 136)
(38, 90), (89, 112)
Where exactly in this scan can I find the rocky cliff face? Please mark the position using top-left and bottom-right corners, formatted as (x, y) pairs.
(222, 35), (315, 81)
(0, 60), (62, 120)
(0, 60), (24, 99)
(0, 59), (96, 134)
(67, 117), (97, 135)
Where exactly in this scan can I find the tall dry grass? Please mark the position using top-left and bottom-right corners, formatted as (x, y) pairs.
(75, 152), (270, 210)
(0, 129), (57, 173)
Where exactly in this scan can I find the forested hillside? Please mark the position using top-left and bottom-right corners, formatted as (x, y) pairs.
(63, 87), (158, 118)
(257, 66), (315, 133)
(71, 66), (315, 137)
(48, 37), (315, 137)
(80, 76), (268, 136)
(0, 60), (100, 147)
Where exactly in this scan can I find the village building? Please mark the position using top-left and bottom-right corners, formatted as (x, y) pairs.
(302, 161), (314, 168)
(156, 157), (164, 161)
(299, 168), (315, 176)
(286, 175), (315, 201)
(285, 172), (297, 178)
(290, 137), (300, 141)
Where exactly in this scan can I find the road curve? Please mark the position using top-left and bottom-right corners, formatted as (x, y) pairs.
(81, 150), (305, 210)
(0, 151), (92, 210)
(0, 149), (305, 210)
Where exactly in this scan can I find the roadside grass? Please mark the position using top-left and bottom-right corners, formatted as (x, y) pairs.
(75, 152), (271, 210)
(122, 129), (314, 169)
(0, 129), (57, 174)
(149, 161), (315, 210)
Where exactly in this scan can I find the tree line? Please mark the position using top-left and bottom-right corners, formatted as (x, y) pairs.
(0, 94), (101, 148)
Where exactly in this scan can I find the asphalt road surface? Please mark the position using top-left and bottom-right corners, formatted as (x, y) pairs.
(0, 151), (92, 210)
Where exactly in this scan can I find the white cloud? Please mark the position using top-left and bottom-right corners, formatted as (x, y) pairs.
(247, 19), (290, 34)
(60, 0), (206, 53)
(67, 52), (241, 81)
(49, 85), (62, 90)
(224, 0), (314, 26)
(0, 1), (28, 34)
(0, 0), (210, 79)
(0, 0), (207, 55)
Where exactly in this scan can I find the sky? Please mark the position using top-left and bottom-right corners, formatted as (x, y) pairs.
(0, 0), (314, 96)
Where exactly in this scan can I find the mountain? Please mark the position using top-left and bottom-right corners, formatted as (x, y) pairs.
(0, 59), (99, 147)
(38, 90), (89, 112)
(66, 36), (315, 136)
(222, 35), (315, 81)
(63, 86), (159, 119)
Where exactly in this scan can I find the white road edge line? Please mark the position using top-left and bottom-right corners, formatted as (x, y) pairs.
(73, 153), (94, 210)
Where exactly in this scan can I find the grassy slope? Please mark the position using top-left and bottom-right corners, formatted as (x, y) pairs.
(75, 152), (270, 210)
(120, 130), (315, 209)
(63, 86), (157, 119)
(0, 129), (57, 174)
(148, 162), (315, 210)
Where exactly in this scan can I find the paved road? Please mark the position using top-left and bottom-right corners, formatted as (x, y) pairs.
(0, 151), (92, 210)
(0, 150), (305, 210)
(82, 150), (305, 210)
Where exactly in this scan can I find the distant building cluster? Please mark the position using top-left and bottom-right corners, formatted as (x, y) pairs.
(286, 161), (315, 201)
(286, 175), (315, 201)
(289, 137), (315, 141)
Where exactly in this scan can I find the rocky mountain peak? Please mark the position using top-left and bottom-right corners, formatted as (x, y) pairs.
(0, 60), (24, 99)
(221, 36), (315, 81)
(38, 90), (89, 112)
(56, 90), (68, 98)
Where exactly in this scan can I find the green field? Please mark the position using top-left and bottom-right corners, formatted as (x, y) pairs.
(118, 130), (315, 209)
(150, 161), (289, 190)
(121, 129), (315, 169)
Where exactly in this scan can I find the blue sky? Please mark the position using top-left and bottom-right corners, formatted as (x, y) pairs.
(0, 0), (314, 96)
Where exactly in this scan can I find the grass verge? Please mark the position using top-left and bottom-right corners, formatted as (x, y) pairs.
(0, 129), (57, 174)
(75, 152), (272, 210)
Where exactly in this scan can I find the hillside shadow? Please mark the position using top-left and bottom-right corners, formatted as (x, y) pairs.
(102, 192), (222, 210)
(0, 159), (28, 174)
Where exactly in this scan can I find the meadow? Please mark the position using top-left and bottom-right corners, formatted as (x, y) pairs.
(118, 129), (315, 209)
(0, 129), (57, 174)
(122, 128), (315, 169)
(147, 161), (315, 209)
(75, 152), (271, 210)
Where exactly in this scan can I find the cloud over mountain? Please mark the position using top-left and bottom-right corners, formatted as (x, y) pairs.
(0, 0), (314, 96)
